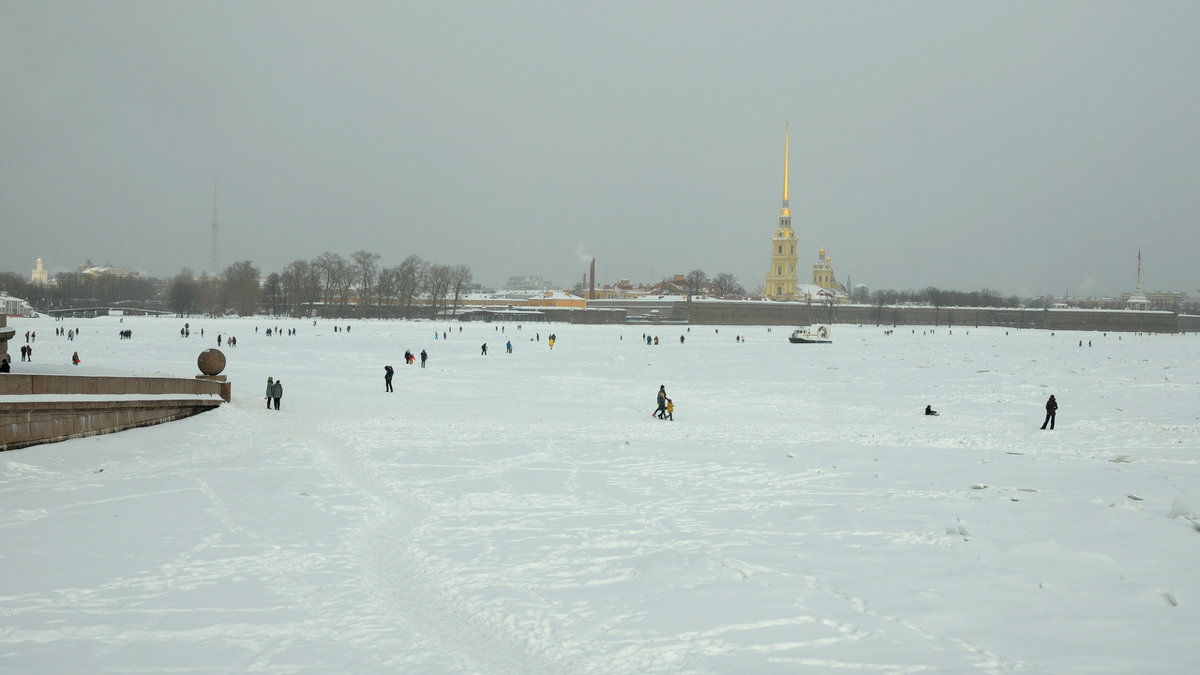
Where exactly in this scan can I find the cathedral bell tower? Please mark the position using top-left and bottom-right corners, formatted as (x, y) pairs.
(765, 124), (799, 299)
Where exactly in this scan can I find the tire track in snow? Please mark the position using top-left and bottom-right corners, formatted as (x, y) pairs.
(307, 420), (575, 674)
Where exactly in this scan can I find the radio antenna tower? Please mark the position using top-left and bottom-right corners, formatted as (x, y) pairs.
(210, 181), (219, 276)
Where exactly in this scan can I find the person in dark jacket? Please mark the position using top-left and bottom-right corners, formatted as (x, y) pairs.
(653, 385), (668, 419)
(385, 365), (394, 392)
(272, 379), (283, 410)
(265, 377), (274, 409)
(1041, 394), (1057, 430)
(420, 349), (427, 367)
(925, 404), (938, 416)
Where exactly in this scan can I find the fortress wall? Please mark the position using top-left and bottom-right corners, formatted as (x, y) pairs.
(687, 301), (813, 325)
(587, 300), (1183, 333)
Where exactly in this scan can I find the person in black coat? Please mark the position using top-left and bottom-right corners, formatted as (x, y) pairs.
(385, 365), (394, 392)
(271, 379), (283, 410)
(925, 404), (938, 416)
(1041, 394), (1057, 430)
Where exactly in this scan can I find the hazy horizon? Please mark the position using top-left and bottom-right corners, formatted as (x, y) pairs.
(3, 2), (1198, 296)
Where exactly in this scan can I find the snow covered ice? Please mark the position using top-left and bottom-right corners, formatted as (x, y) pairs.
(3, 316), (1199, 673)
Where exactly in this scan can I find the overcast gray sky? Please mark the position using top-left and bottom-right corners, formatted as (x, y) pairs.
(3, 1), (1197, 297)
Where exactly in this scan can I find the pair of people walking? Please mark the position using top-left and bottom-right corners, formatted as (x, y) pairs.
(653, 385), (674, 420)
(265, 377), (283, 410)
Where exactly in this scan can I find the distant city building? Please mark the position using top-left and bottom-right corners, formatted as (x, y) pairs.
(1, 291), (36, 317)
(31, 258), (49, 285)
(1119, 290), (1184, 312)
(765, 124), (799, 299)
(80, 265), (137, 278)
(504, 274), (554, 291)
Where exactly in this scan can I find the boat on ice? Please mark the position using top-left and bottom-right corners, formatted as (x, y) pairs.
(788, 325), (831, 344)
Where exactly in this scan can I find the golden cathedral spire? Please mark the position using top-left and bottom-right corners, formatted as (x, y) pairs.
(781, 122), (790, 218)
(766, 122), (799, 300)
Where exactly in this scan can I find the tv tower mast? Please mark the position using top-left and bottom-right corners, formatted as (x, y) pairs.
(210, 182), (219, 276)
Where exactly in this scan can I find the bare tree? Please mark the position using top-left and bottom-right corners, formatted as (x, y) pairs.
(711, 272), (745, 297)
(351, 249), (381, 315)
(449, 264), (473, 317)
(376, 265), (401, 316)
(314, 252), (347, 316)
(220, 260), (261, 317)
(332, 257), (354, 317)
(263, 272), (282, 316)
(684, 269), (708, 299)
(168, 269), (199, 316)
(396, 255), (427, 318)
(197, 272), (220, 315)
(424, 264), (453, 320)
(281, 259), (315, 317)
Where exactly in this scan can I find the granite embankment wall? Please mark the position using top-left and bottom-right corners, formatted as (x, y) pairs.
(590, 300), (1186, 333)
(0, 375), (229, 451)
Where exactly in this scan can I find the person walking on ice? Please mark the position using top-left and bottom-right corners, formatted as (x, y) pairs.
(665, 398), (674, 421)
(1041, 394), (1057, 430)
(481, 343), (487, 355)
(271, 379), (283, 410)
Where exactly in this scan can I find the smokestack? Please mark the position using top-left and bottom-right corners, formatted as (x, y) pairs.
(589, 259), (596, 300)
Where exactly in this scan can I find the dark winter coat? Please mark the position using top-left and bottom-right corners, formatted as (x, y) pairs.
(1045, 396), (1058, 413)
(272, 381), (283, 399)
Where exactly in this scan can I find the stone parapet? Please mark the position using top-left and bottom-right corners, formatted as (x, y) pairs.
(0, 374), (230, 401)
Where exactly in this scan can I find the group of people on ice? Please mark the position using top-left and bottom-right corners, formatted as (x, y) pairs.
(383, 350), (428, 391)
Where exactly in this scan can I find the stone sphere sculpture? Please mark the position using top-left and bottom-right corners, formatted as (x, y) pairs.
(197, 348), (227, 376)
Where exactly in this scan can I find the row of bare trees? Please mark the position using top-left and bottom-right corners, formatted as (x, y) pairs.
(166, 251), (475, 318)
(683, 270), (746, 298)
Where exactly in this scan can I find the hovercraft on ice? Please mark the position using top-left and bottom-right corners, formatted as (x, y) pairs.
(788, 325), (831, 344)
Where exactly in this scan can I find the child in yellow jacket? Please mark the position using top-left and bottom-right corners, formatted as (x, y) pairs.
(666, 399), (674, 421)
